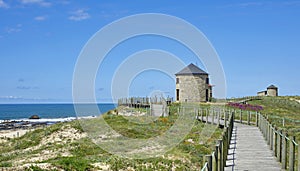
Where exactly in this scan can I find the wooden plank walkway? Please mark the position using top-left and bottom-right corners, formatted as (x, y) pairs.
(225, 123), (282, 171)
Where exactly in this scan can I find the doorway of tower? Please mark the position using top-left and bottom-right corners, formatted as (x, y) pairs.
(176, 89), (179, 101)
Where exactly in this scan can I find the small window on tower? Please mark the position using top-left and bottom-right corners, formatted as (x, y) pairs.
(206, 78), (209, 84)
(176, 78), (179, 84)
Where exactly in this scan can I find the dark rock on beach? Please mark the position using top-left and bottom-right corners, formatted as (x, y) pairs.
(29, 115), (40, 119)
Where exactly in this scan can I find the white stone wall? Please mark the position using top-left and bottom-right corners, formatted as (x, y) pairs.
(176, 75), (209, 102)
(267, 89), (278, 96)
(257, 91), (267, 96)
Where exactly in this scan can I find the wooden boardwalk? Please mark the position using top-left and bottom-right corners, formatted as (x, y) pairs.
(225, 123), (282, 171)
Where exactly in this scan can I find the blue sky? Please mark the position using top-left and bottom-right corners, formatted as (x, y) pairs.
(0, 0), (299, 103)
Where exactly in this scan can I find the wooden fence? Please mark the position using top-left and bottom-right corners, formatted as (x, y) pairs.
(118, 97), (173, 108)
(198, 108), (300, 171)
(199, 109), (235, 171)
(258, 113), (300, 171)
(116, 99), (299, 170)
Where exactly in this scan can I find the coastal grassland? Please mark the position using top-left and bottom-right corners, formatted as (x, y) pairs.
(233, 96), (300, 141)
(0, 103), (223, 171)
(244, 96), (300, 169)
(249, 96), (300, 140)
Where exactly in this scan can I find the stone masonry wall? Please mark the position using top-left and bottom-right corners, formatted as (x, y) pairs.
(176, 75), (208, 102)
(267, 89), (278, 96)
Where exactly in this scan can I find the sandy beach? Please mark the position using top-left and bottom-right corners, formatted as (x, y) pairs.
(0, 128), (32, 139)
(0, 117), (85, 143)
(0, 127), (38, 144)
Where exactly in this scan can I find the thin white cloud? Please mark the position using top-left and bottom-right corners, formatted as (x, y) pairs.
(0, 96), (23, 100)
(283, 1), (300, 5)
(6, 27), (22, 33)
(221, 2), (263, 8)
(68, 9), (90, 21)
(0, 0), (9, 8)
(17, 86), (31, 90)
(57, 0), (70, 5)
(18, 78), (25, 82)
(20, 0), (51, 7)
(16, 86), (39, 90)
(0, 96), (59, 103)
(236, 2), (264, 7)
(221, 1), (300, 8)
(6, 24), (22, 33)
(34, 15), (47, 21)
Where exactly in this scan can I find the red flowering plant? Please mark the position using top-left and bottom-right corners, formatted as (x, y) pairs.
(227, 102), (263, 111)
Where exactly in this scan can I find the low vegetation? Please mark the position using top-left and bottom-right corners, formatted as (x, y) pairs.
(0, 103), (223, 171)
(247, 96), (300, 141)
(1, 96), (298, 170)
(228, 96), (300, 141)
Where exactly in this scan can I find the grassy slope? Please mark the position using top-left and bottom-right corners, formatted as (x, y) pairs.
(0, 103), (223, 171)
(1, 97), (298, 170)
(246, 96), (300, 141)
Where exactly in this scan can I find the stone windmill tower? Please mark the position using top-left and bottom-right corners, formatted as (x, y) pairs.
(175, 63), (212, 102)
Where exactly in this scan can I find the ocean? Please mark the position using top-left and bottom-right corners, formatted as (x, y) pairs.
(0, 103), (117, 121)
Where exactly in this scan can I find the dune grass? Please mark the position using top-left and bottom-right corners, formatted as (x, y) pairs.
(0, 103), (223, 170)
(228, 96), (300, 141)
(246, 96), (300, 140)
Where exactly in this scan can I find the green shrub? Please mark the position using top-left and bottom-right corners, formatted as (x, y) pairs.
(50, 157), (91, 171)
(0, 161), (12, 167)
(25, 165), (44, 171)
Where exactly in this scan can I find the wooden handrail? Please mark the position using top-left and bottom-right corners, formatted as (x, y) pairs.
(199, 107), (299, 171)
(257, 113), (300, 171)
(200, 109), (235, 171)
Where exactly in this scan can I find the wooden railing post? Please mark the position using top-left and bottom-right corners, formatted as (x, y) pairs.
(289, 136), (295, 171)
(269, 124), (272, 145)
(262, 117), (265, 137)
(233, 109), (236, 122)
(213, 145), (218, 171)
(255, 111), (258, 126)
(227, 126), (230, 157)
(227, 126), (231, 152)
(217, 139), (223, 171)
(240, 109), (242, 123)
(265, 118), (268, 139)
(277, 130), (282, 162)
(212, 110), (215, 125)
(273, 127), (277, 156)
(230, 112), (234, 140)
(247, 111), (250, 125)
(258, 113), (261, 129)
(260, 113), (263, 130)
(282, 132), (287, 169)
(206, 108), (209, 124)
(260, 114), (262, 129)
(223, 132), (227, 164)
(270, 125), (273, 150)
(217, 110), (220, 126)
(224, 111), (227, 127)
(203, 156), (207, 170)
(267, 122), (270, 145)
(264, 118), (267, 140)
(205, 155), (212, 171)
(261, 117), (265, 137)
(298, 141), (300, 171)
